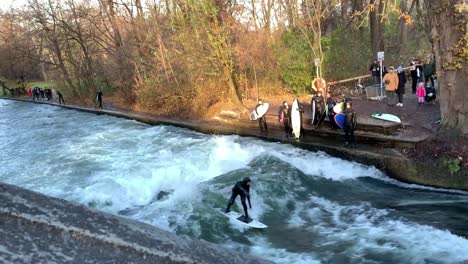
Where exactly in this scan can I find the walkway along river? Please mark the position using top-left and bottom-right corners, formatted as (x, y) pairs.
(1, 99), (468, 263)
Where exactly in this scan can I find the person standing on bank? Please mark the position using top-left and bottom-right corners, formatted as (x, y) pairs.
(409, 59), (418, 94)
(279, 101), (292, 138)
(423, 57), (436, 89)
(369, 59), (380, 85)
(326, 91), (337, 129)
(343, 101), (357, 147)
(396, 66), (406, 107)
(225, 177), (252, 222)
(96, 89), (103, 109)
(312, 90), (325, 125)
(383, 66), (399, 106)
(255, 99), (268, 133)
(57, 90), (65, 105)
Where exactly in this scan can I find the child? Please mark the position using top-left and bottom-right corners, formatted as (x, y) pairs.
(424, 81), (436, 104)
(416, 82), (426, 105)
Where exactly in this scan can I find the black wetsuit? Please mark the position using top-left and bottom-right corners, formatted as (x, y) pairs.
(226, 181), (251, 219)
(312, 95), (325, 125)
(96, 91), (103, 109)
(255, 104), (268, 133)
(343, 108), (357, 146)
(326, 97), (336, 129)
(57, 91), (65, 105)
(278, 105), (292, 137)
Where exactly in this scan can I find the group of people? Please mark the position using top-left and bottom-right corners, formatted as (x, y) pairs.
(369, 56), (437, 107)
(28, 86), (65, 105)
(254, 89), (357, 147)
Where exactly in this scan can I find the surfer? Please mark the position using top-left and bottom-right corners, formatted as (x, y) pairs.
(312, 91), (325, 125)
(225, 177), (252, 222)
(57, 90), (65, 105)
(343, 101), (357, 147)
(326, 91), (337, 129)
(96, 90), (103, 109)
(255, 99), (268, 133)
(278, 101), (292, 137)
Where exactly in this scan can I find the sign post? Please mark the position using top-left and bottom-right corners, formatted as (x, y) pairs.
(314, 58), (320, 79)
(377, 51), (384, 99)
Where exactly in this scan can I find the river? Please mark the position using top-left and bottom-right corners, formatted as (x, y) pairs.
(1, 99), (467, 263)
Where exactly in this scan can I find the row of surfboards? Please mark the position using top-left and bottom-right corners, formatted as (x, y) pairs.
(250, 99), (402, 139)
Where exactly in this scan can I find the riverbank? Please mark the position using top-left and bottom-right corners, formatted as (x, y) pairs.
(1, 97), (466, 191)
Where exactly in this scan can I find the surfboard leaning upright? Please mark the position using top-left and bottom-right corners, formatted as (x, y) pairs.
(291, 99), (301, 139)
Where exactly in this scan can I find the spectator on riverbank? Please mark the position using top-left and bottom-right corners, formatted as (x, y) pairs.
(396, 66), (406, 107)
(57, 90), (65, 105)
(96, 90), (103, 109)
(278, 101), (292, 138)
(39, 88), (45, 100)
(383, 66), (398, 106)
(416, 60), (424, 83)
(416, 82), (426, 106)
(343, 101), (357, 147)
(255, 99), (268, 134)
(409, 59), (418, 94)
(423, 57), (436, 88)
(425, 81), (436, 104)
(28, 87), (32, 98)
(369, 60), (380, 85)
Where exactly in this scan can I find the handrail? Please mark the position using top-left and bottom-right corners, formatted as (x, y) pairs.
(327, 66), (412, 86)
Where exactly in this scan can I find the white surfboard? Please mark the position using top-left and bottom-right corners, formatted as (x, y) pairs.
(220, 210), (267, 229)
(371, 113), (401, 123)
(250, 103), (269, 121)
(291, 99), (301, 139)
(333, 102), (344, 114)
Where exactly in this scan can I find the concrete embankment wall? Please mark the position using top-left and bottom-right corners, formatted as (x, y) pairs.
(0, 183), (271, 264)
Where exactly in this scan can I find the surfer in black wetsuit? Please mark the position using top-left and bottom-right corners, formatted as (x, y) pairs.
(225, 177), (252, 222)
(326, 91), (336, 129)
(255, 99), (268, 133)
(278, 101), (292, 138)
(312, 91), (325, 125)
(343, 101), (357, 147)
(96, 90), (103, 109)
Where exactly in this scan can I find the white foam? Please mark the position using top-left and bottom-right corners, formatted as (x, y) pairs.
(302, 196), (468, 263)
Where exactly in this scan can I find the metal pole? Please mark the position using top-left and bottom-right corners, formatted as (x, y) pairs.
(379, 60), (383, 99)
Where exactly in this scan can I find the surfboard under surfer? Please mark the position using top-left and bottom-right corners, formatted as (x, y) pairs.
(225, 177), (252, 223)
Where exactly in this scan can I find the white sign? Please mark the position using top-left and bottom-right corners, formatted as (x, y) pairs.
(314, 58), (320, 67)
(377, 51), (384, 61)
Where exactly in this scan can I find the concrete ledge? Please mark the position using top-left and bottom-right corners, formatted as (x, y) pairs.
(0, 182), (271, 264)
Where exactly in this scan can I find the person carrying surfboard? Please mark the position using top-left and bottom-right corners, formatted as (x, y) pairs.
(225, 177), (252, 223)
(255, 99), (268, 133)
(343, 101), (357, 147)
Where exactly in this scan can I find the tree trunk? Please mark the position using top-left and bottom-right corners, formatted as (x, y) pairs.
(425, 0), (468, 134)
(397, 0), (408, 60)
(370, 0), (385, 55)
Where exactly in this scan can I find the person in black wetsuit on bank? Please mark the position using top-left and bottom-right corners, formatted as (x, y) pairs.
(343, 101), (357, 147)
(225, 177), (252, 222)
